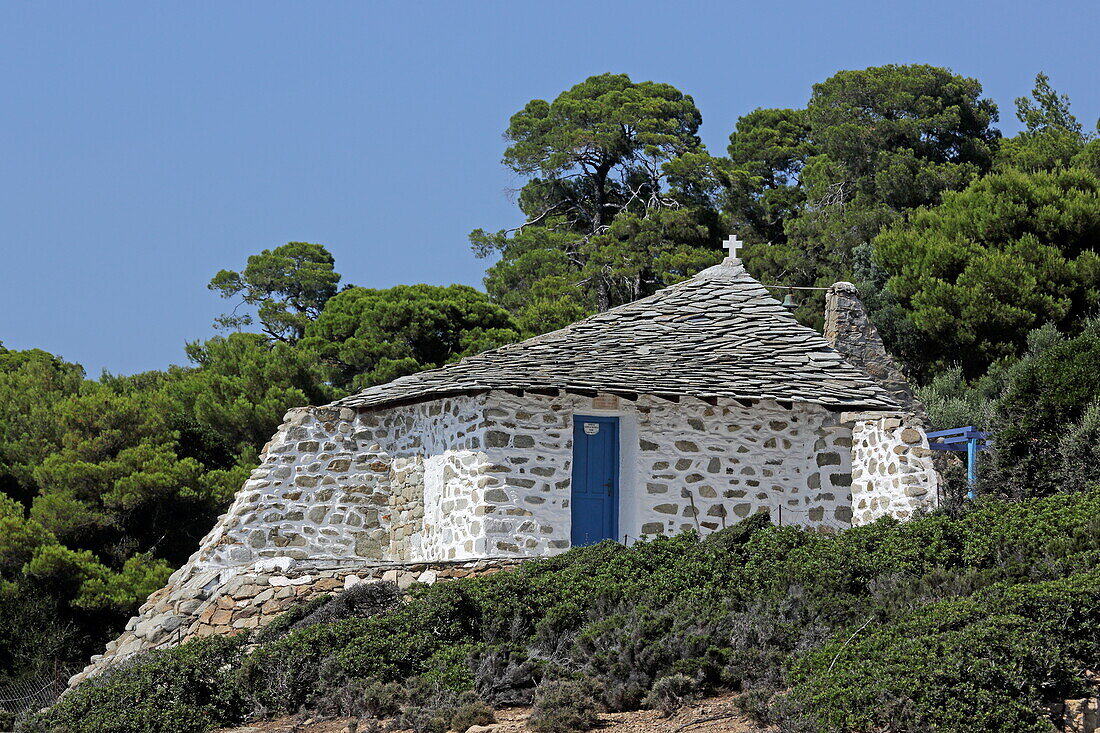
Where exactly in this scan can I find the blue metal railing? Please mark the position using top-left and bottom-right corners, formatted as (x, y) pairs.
(926, 426), (992, 499)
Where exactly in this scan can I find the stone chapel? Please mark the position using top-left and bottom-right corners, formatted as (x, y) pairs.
(71, 250), (938, 686)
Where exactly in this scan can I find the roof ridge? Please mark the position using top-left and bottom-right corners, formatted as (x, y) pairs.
(478, 258), (762, 355)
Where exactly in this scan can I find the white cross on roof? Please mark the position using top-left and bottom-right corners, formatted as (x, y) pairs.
(722, 234), (743, 260)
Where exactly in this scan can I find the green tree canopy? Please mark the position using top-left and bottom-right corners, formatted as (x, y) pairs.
(301, 284), (520, 392)
(789, 65), (1000, 280)
(873, 166), (1100, 375)
(0, 347), (86, 505)
(25, 382), (228, 564)
(1015, 72), (1084, 136)
(0, 336), (342, 683)
(724, 107), (813, 250)
(173, 332), (336, 454)
(997, 73), (1091, 173)
(500, 72), (704, 226)
(471, 73), (724, 333)
(710, 65), (1004, 332)
(209, 242), (340, 342)
(986, 321), (1100, 498)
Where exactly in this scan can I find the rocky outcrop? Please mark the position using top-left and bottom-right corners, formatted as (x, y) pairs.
(1055, 696), (1100, 732)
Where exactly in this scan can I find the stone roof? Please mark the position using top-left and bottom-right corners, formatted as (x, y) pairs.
(334, 258), (900, 412)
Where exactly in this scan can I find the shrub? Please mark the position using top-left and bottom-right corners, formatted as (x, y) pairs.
(645, 673), (700, 715)
(449, 699), (495, 730)
(357, 678), (406, 719)
(252, 583), (401, 648)
(251, 592), (332, 645)
(470, 645), (542, 707)
(573, 607), (673, 710)
(310, 675), (404, 719)
(239, 617), (372, 714)
(240, 581), (477, 714)
(35, 635), (248, 733)
(1058, 400), (1100, 492)
(788, 570), (1100, 732)
(989, 328), (1100, 498)
(528, 680), (600, 733)
(35, 491), (1100, 733)
(397, 705), (450, 733)
(289, 582), (401, 632)
(395, 685), (492, 733)
(421, 642), (480, 692)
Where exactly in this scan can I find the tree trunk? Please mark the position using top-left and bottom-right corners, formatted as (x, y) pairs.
(593, 161), (611, 228)
(592, 159), (613, 312)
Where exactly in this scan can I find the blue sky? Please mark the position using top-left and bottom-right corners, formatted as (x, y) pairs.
(1, 1), (1097, 376)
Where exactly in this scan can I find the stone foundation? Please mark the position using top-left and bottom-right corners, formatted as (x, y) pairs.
(68, 557), (521, 689)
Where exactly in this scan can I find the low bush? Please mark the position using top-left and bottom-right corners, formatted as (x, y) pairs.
(789, 570), (1100, 731)
(645, 673), (700, 715)
(309, 675), (404, 719)
(289, 582), (401, 633)
(449, 699), (495, 730)
(528, 680), (600, 733)
(396, 684), (493, 733)
(32, 635), (248, 733)
(38, 490), (1100, 733)
(250, 593), (332, 645)
(252, 582), (401, 648)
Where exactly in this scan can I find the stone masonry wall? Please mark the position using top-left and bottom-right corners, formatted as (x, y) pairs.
(846, 412), (939, 525)
(193, 397), (486, 572)
(825, 282), (927, 421)
(634, 397), (855, 534)
(474, 392), (858, 555)
(74, 390), (938, 689)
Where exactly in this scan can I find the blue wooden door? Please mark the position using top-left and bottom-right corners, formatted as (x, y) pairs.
(570, 415), (619, 546)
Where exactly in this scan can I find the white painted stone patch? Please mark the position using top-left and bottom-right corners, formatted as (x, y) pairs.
(846, 412), (938, 524)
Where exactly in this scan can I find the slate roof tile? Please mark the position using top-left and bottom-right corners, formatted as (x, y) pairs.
(334, 259), (899, 411)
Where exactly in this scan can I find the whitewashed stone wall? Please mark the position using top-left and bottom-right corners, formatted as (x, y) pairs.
(635, 398), (856, 533)
(845, 412), (939, 524)
(475, 392), (858, 553)
(108, 392), (937, 577)
(191, 397), (487, 572)
(478, 395), (574, 555)
(76, 391), (940, 689)
(112, 392), (938, 581)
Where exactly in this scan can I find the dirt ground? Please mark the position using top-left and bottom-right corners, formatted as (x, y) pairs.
(218, 692), (770, 733)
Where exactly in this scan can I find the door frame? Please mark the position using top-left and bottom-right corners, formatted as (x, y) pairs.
(570, 414), (621, 545)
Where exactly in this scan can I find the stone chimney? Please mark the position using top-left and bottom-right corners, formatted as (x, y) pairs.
(825, 282), (927, 420)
